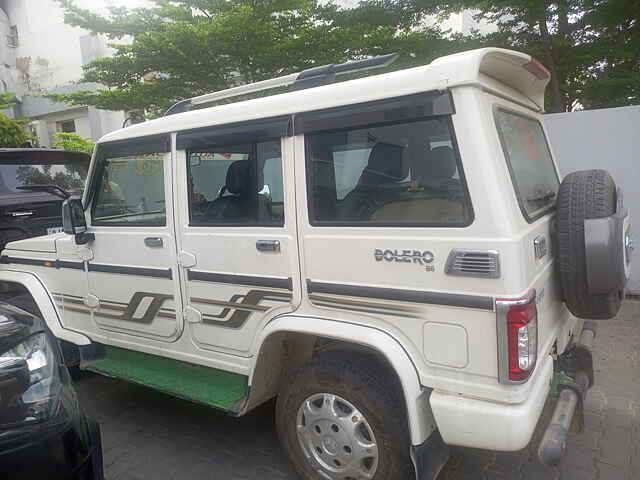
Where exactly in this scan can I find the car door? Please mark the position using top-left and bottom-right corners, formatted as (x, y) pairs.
(85, 135), (183, 342)
(175, 118), (300, 357)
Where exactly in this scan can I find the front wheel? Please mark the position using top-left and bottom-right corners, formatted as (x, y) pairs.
(276, 352), (413, 480)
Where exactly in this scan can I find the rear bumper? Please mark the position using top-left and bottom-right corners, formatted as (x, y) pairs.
(430, 356), (553, 451)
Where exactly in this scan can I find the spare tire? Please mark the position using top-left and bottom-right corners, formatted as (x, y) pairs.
(557, 169), (626, 319)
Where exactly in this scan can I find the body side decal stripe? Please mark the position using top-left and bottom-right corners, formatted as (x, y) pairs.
(0, 256), (84, 270)
(307, 280), (494, 311)
(1, 256), (171, 279)
(188, 270), (292, 290)
(88, 263), (173, 279)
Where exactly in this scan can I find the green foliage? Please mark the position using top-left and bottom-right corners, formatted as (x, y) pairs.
(0, 92), (17, 110)
(50, 0), (460, 115)
(399, 0), (640, 111)
(0, 113), (32, 148)
(52, 132), (95, 155)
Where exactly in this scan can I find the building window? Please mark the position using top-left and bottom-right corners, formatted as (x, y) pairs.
(7, 25), (18, 48)
(59, 120), (76, 133)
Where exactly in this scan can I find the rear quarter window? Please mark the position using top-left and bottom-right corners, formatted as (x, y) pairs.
(495, 108), (559, 222)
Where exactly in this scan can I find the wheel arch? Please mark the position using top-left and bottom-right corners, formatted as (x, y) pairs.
(0, 270), (91, 345)
(248, 315), (436, 446)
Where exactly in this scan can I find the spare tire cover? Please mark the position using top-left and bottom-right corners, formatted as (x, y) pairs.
(556, 169), (627, 319)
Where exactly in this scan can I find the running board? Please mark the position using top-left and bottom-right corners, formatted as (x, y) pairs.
(85, 345), (249, 411)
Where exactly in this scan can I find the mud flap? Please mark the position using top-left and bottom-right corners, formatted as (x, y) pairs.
(411, 430), (450, 480)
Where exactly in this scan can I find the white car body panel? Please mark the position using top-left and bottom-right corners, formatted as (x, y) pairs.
(0, 48), (579, 453)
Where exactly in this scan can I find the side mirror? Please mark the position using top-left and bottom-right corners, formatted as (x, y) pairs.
(62, 198), (94, 245)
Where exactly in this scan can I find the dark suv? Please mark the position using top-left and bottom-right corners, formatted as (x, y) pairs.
(0, 149), (90, 251)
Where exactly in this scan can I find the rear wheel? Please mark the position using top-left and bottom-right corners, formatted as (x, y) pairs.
(276, 352), (413, 480)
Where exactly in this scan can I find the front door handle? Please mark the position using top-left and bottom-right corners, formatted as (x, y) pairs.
(144, 237), (163, 248)
(256, 239), (280, 253)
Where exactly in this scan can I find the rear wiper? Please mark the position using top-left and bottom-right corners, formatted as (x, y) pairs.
(16, 184), (71, 200)
(526, 190), (556, 203)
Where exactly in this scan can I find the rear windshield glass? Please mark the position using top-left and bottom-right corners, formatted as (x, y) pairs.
(495, 109), (559, 221)
(0, 163), (88, 195)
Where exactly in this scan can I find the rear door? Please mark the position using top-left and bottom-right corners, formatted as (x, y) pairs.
(175, 118), (300, 357)
(492, 100), (574, 354)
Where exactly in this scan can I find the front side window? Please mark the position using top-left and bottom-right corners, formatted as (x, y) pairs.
(187, 140), (284, 226)
(93, 153), (166, 225)
(306, 118), (472, 226)
(495, 109), (559, 221)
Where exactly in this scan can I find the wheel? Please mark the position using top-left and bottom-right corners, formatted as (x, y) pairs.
(276, 352), (413, 480)
(87, 419), (105, 480)
(556, 169), (622, 319)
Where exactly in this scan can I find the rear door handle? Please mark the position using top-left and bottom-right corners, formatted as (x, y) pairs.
(256, 239), (280, 253)
(144, 237), (163, 248)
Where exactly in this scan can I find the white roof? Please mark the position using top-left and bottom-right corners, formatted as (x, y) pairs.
(100, 48), (548, 144)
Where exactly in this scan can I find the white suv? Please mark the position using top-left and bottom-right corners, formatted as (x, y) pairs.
(0, 48), (630, 480)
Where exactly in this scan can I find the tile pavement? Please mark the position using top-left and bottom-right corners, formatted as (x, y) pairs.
(73, 301), (640, 479)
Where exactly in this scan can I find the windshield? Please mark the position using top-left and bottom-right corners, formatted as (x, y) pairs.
(495, 109), (559, 221)
(0, 162), (88, 196)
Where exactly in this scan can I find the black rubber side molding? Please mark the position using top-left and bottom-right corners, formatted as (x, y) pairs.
(556, 169), (623, 319)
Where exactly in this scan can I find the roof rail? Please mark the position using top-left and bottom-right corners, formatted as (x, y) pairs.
(164, 53), (399, 116)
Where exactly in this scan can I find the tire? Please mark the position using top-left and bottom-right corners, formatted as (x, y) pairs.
(557, 169), (621, 319)
(276, 351), (413, 480)
(87, 419), (105, 480)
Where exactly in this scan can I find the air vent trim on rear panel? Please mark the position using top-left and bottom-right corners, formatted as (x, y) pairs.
(445, 249), (500, 279)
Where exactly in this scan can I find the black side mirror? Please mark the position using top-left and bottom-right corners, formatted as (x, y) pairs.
(62, 198), (94, 245)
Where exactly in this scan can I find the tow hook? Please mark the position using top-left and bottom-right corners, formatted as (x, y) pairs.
(538, 322), (596, 466)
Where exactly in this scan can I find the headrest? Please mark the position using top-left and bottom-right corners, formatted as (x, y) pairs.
(358, 143), (406, 187)
(413, 146), (456, 186)
(225, 160), (250, 195)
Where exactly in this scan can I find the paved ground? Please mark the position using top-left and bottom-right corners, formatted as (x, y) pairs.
(74, 301), (640, 480)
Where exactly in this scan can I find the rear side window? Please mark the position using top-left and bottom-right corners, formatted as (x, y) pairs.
(306, 118), (472, 226)
(187, 140), (284, 226)
(495, 109), (559, 222)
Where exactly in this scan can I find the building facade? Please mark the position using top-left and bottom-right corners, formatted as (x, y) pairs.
(0, 0), (126, 147)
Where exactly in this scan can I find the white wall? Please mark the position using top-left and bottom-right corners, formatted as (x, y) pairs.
(544, 106), (640, 293)
(4, 0), (87, 92)
(1, 0), (136, 93)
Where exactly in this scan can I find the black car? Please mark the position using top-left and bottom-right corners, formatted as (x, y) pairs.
(0, 149), (90, 251)
(0, 303), (103, 479)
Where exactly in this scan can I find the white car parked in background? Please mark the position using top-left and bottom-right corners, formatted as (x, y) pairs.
(0, 48), (630, 480)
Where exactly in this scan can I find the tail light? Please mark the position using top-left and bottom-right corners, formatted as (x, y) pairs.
(496, 291), (538, 384)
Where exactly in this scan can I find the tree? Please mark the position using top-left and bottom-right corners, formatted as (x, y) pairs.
(0, 114), (31, 147)
(49, 0), (458, 116)
(393, 0), (639, 112)
(52, 132), (95, 155)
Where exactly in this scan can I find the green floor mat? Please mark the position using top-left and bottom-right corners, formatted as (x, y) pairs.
(87, 346), (248, 410)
